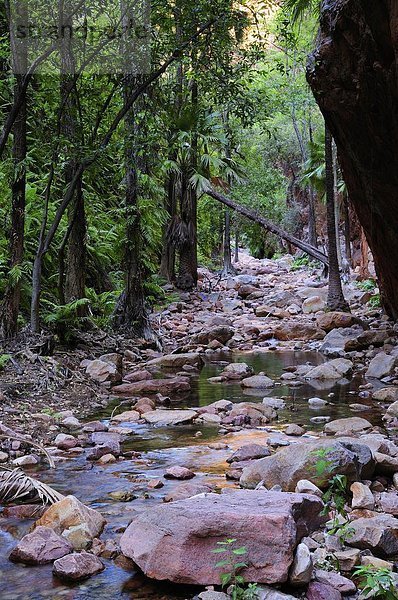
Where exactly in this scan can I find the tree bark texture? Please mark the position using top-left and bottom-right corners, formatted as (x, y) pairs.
(324, 124), (349, 311)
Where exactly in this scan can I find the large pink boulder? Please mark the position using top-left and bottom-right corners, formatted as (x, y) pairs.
(9, 526), (72, 564)
(120, 490), (324, 585)
(113, 377), (190, 395)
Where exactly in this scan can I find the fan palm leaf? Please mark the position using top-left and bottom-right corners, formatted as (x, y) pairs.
(0, 468), (64, 505)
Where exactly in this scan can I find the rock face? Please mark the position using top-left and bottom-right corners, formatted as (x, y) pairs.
(373, 387), (398, 403)
(307, 0), (398, 318)
(350, 482), (375, 510)
(227, 444), (270, 463)
(289, 542), (313, 586)
(196, 326), (234, 345)
(222, 362), (253, 380)
(9, 526), (72, 565)
(240, 439), (374, 491)
(120, 490), (324, 585)
(35, 495), (106, 550)
(306, 582), (342, 600)
(53, 551), (104, 581)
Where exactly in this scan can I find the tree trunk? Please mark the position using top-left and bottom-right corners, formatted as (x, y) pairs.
(176, 183), (198, 290)
(176, 76), (198, 290)
(308, 187), (318, 248)
(343, 193), (352, 267)
(59, 3), (86, 305)
(0, 2), (27, 339)
(0, 75), (27, 339)
(307, 0), (398, 318)
(206, 188), (329, 265)
(234, 229), (239, 263)
(160, 164), (177, 282)
(324, 125), (349, 312)
(332, 141), (342, 268)
(221, 209), (236, 275)
(113, 75), (151, 339)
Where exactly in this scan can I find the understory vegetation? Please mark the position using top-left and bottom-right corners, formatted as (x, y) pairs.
(0, 0), (367, 344)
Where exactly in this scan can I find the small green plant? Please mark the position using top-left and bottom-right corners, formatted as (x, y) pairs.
(212, 539), (258, 600)
(369, 293), (381, 308)
(357, 279), (377, 292)
(0, 354), (11, 370)
(326, 516), (355, 544)
(354, 565), (397, 599)
(291, 255), (311, 271)
(322, 474), (350, 519)
(312, 449), (350, 519)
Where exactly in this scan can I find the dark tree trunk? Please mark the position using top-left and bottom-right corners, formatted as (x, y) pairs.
(160, 164), (177, 282)
(176, 182), (198, 290)
(325, 125), (349, 312)
(176, 76), (198, 291)
(234, 229), (239, 263)
(0, 2), (27, 339)
(59, 4), (86, 305)
(308, 187), (318, 248)
(113, 75), (151, 339)
(221, 209), (236, 275)
(343, 193), (352, 267)
(0, 75), (27, 339)
(307, 0), (398, 318)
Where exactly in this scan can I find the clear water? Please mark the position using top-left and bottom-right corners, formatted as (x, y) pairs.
(0, 351), (384, 599)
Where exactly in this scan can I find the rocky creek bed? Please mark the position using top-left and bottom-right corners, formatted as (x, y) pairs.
(1, 253), (398, 599)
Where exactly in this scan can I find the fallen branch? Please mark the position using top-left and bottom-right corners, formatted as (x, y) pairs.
(205, 188), (329, 266)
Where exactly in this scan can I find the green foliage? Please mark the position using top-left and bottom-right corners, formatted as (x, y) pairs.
(0, 355), (11, 371)
(291, 255), (311, 270)
(369, 294), (381, 309)
(43, 298), (91, 341)
(322, 474), (350, 519)
(354, 566), (398, 600)
(212, 538), (258, 600)
(312, 448), (350, 519)
(357, 279), (377, 292)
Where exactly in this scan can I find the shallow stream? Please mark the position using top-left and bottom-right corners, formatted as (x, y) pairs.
(0, 351), (385, 599)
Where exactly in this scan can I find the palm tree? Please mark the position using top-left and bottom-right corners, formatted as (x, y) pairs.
(165, 108), (242, 289)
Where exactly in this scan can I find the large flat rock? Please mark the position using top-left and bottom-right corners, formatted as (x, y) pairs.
(143, 409), (197, 426)
(240, 439), (374, 492)
(113, 377), (191, 395)
(147, 353), (201, 368)
(120, 490), (324, 585)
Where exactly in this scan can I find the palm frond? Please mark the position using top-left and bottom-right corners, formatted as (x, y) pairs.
(0, 468), (64, 505)
(283, 0), (319, 23)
